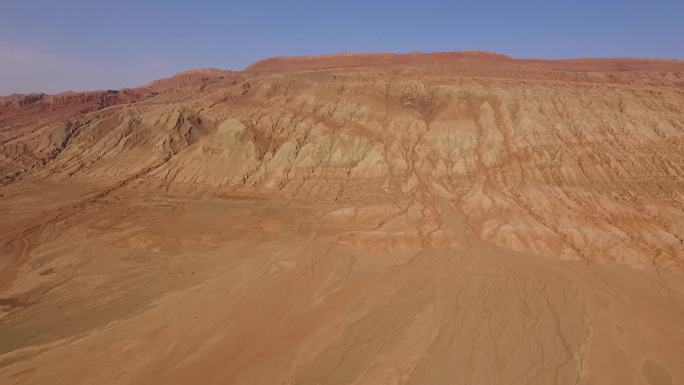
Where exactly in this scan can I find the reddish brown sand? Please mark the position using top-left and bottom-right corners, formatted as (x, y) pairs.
(1, 51), (684, 385)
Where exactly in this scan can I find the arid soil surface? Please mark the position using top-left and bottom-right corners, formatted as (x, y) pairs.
(1, 51), (684, 385)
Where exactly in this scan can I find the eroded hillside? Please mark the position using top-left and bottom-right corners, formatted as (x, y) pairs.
(1, 52), (683, 385)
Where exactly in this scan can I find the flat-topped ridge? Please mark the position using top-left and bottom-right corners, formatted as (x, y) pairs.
(245, 50), (684, 73)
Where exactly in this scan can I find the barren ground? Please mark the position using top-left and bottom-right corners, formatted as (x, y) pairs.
(1, 52), (684, 385)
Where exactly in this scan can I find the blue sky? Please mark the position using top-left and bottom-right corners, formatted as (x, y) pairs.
(1, 0), (683, 94)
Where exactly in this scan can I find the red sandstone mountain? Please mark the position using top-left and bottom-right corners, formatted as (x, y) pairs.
(1, 51), (684, 385)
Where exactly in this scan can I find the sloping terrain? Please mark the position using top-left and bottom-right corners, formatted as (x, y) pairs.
(1, 52), (684, 385)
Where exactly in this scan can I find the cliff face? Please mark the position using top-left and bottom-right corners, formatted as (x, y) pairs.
(1, 52), (684, 385)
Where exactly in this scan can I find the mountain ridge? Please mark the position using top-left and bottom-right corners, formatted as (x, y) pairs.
(3, 50), (684, 99)
(1, 49), (683, 385)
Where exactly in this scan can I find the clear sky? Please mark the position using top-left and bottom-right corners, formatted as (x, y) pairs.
(1, 0), (683, 95)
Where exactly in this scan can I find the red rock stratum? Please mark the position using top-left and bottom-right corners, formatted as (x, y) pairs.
(1, 51), (684, 385)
